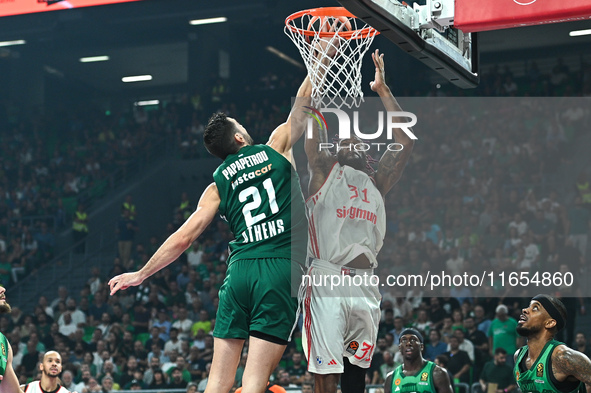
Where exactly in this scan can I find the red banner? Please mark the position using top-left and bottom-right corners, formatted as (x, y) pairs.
(0, 0), (139, 18)
(455, 0), (591, 32)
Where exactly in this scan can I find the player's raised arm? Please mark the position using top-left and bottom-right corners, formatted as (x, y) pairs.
(371, 49), (415, 197)
(108, 183), (220, 295)
(265, 75), (313, 160)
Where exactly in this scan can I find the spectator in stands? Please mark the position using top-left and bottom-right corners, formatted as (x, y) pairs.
(62, 370), (77, 392)
(131, 302), (150, 335)
(478, 348), (516, 393)
(22, 339), (41, 377)
(473, 305), (491, 334)
(200, 335), (214, 364)
(379, 351), (398, 383)
(425, 329), (447, 361)
(0, 252), (11, 287)
(151, 309), (172, 342)
(464, 315), (489, 376)
(391, 316), (405, 345)
(488, 304), (518, 366)
(127, 378), (144, 391)
(164, 327), (182, 355)
(172, 306), (193, 341)
(169, 356), (191, 384)
(51, 286), (72, 312)
(449, 328), (475, 363)
(197, 363), (211, 392)
(97, 313), (113, 337)
(117, 208), (138, 267)
(286, 352), (306, 385)
(443, 335), (471, 384)
(72, 204), (89, 254)
(378, 308), (395, 337)
(191, 309), (212, 336)
(148, 342), (169, 365)
(148, 369), (169, 390)
(165, 281), (186, 308)
(429, 297), (448, 330)
(75, 367), (92, 392)
(186, 382), (198, 393)
(59, 312), (78, 338)
(188, 346), (206, 381)
(100, 375), (115, 393)
(575, 332), (591, 358)
(118, 356), (140, 388)
(145, 326), (165, 351)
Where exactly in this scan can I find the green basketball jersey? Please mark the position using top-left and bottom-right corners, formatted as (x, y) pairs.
(390, 361), (436, 393)
(0, 332), (8, 384)
(514, 339), (582, 393)
(213, 144), (307, 265)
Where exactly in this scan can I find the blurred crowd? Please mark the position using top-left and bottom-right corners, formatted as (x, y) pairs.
(1, 55), (591, 392)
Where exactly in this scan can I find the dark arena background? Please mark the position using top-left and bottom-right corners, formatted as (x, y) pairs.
(1, 0), (591, 392)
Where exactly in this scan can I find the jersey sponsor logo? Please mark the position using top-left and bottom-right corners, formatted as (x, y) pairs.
(336, 206), (377, 225)
(328, 359), (338, 366)
(394, 378), (401, 386)
(516, 371), (520, 381)
(231, 164), (273, 190)
(0, 343), (5, 356)
(420, 372), (429, 382)
(240, 219), (284, 243)
(346, 341), (359, 355)
(536, 363), (543, 377)
(316, 356), (323, 365)
(221, 150), (270, 181)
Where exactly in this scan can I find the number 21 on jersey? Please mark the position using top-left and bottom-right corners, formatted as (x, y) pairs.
(239, 178), (278, 227)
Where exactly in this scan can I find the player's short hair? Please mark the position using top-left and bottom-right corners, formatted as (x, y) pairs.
(203, 112), (242, 159)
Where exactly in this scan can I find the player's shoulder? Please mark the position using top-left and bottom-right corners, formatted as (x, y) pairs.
(552, 342), (581, 359)
(22, 381), (39, 392)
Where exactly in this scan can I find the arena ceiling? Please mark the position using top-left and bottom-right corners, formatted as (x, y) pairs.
(0, 0), (590, 94)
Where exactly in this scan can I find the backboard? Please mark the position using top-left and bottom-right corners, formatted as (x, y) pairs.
(338, 0), (479, 89)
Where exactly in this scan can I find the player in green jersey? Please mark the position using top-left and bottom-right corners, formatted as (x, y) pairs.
(108, 71), (313, 393)
(515, 294), (591, 393)
(385, 328), (453, 393)
(0, 285), (25, 393)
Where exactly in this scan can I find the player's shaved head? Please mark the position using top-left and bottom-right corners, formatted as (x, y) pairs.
(44, 350), (61, 361)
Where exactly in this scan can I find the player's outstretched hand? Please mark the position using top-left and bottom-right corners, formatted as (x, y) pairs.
(369, 49), (386, 92)
(108, 272), (143, 296)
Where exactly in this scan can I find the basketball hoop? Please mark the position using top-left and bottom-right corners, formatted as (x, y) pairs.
(285, 7), (379, 109)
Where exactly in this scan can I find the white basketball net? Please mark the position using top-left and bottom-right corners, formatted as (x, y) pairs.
(285, 11), (379, 109)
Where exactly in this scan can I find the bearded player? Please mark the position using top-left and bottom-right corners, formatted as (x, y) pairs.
(22, 351), (70, 393)
(384, 329), (453, 393)
(0, 285), (24, 393)
(302, 49), (415, 393)
(515, 294), (591, 392)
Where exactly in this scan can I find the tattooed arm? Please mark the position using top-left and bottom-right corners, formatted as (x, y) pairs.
(552, 344), (591, 390)
(371, 49), (415, 197)
(433, 365), (454, 393)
